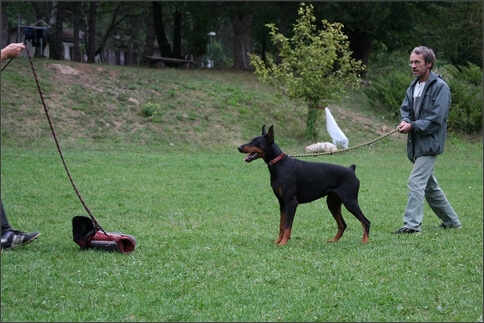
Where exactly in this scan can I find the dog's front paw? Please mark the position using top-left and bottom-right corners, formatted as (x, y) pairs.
(277, 238), (289, 245)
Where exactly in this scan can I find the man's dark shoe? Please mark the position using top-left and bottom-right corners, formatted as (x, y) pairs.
(392, 227), (420, 234)
(435, 223), (461, 229)
(1, 230), (41, 250)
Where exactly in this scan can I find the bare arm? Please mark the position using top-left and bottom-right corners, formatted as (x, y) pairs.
(1, 43), (25, 62)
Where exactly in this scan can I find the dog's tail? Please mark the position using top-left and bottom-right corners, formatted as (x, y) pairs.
(349, 164), (356, 172)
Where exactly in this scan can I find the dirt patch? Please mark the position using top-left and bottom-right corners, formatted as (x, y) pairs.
(47, 63), (81, 76)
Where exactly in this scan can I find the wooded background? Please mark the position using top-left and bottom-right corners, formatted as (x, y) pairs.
(1, 2), (482, 70)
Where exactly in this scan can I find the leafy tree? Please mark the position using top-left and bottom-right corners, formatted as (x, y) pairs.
(432, 2), (482, 67)
(92, 2), (149, 59)
(183, 2), (224, 57)
(252, 2), (300, 64)
(313, 2), (393, 75)
(250, 3), (364, 140)
(150, 2), (222, 63)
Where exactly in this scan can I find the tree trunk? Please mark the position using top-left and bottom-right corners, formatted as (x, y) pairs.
(47, 1), (62, 60)
(54, 1), (64, 60)
(1, 7), (9, 48)
(94, 3), (123, 58)
(306, 102), (321, 140)
(152, 1), (171, 57)
(172, 9), (182, 59)
(72, 2), (81, 62)
(230, 9), (253, 70)
(87, 1), (97, 63)
(142, 4), (156, 64)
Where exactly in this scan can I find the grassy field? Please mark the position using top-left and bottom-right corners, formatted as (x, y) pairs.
(1, 58), (483, 322)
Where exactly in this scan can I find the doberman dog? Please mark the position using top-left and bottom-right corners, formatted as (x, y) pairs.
(238, 125), (370, 245)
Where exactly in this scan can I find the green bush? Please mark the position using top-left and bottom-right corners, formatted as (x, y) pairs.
(141, 101), (161, 119)
(362, 71), (409, 118)
(206, 41), (228, 69)
(362, 50), (411, 118)
(441, 63), (483, 133)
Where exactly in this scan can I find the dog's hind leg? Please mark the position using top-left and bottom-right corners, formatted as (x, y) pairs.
(326, 193), (347, 242)
(342, 198), (371, 243)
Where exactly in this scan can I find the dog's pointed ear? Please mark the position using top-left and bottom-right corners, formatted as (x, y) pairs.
(261, 125), (267, 135)
(267, 125), (274, 144)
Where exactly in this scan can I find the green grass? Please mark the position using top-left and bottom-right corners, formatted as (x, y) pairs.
(1, 142), (482, 322)
(1, 58), (483, 321)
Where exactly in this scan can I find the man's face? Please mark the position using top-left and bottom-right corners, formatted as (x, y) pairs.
(409, 52), (431, 80)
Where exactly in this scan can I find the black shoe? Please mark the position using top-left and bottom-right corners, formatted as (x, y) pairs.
(392, 227), (420, 234)
(434, 223), (461, 229)
(1, 230), (41, 250)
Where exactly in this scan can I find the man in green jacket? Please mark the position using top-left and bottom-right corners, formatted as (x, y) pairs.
(393, 46), (461, 234)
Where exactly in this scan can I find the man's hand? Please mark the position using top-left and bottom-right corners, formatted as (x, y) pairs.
(398, 121), (412, 133)
(1, 43), (26, 62)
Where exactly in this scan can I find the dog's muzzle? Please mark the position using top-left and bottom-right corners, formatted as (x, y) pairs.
(243, 152), (259, 162)
(238, 146), (258, 163)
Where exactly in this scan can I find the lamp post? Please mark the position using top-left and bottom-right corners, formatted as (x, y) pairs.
(207, 31), (216, 68)
(208, 31), (216, 44)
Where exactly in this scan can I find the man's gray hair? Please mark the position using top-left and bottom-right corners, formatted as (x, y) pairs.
(411, 46), (436, 70)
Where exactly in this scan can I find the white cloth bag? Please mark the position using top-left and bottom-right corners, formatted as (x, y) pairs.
(325, 108), (349, 149)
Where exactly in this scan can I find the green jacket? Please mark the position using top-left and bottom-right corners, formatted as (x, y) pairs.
(400, 71), (451, 162)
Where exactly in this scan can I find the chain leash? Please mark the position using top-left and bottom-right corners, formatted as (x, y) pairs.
(289, 128), (399, 158)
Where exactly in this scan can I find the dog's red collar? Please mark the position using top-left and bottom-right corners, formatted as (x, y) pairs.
(268, 153), (286, 166)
